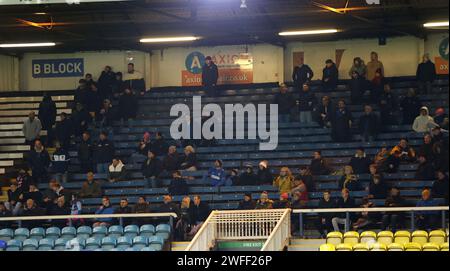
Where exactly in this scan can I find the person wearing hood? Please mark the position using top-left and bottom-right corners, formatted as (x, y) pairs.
(350, 147), (372, 174)
(97, 66), (116, 100)
(330, 99), (353, 142)
(432, 170), (449, 204)
(292, 62), (314, 90)
(415, 155), (435, 181)
(313, 96), (334, 128)
(108, 157), (127, 183)
(413, 106), (439, 133)
(27, 139), (50, 185)
(255, 191), (273, 209)
(22, 111), (42, 146)
(55, 112), (73, 149)
(322, 59), (338, 91)
(238, 163), (258, 186)
(225, 169), (239, 186)
(273, 193), (291, 209)
(348, 57), (367, 79)
(297, 83), (317, 124)
(349, 70), (367, 103)
(416, 54), (436, 94)
(256, 160), (273, 185)
(78, 131), (93, 173)
(273, 167), (294, 194)
(238, 193), (256, 210)
(50, 141), (70, 184)
(366, 51), (384, 81)
(204, 160), (226, 187)
(359, 104), (380, 143)
(381, 187), (405, 231)
(400, 88), (422, 125)
(93, 131), (115, 174)
(38, 94), (57, 132)
(379, 83), (398, 125)
(309, 151), (331, 176)
(79, 172), (102, 198)
(118, 88), (138, 125)
(142, 151), (163, 188)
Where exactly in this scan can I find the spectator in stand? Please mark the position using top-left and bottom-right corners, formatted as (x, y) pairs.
(352, 198), (376, 230)
(291, 190), (308, 210)
(22, 111), (42, 146)
(419, 133), (434, 162)
(292, 62), (314, 91)
(350, 147), (372, 174)
(158, 195), (180, 215)
(204, 160), (226, 187)
(313, 96), (333, 128)
(434, 107), (449, 130)
(38, 94), (57, 145)
(359, 104), (380, 143)
(84, 77), (101, 121)
(163, 146), (180, 175)
(118, 88), (138, 126)
(48, 197), (70, 227)
(290, 179), (308, 208)
(74, 79), (89, 108)
(238, 193), (256, 210)
(0, 202), (12, 228)
(331, 188), (356, 232)
(415, 155), (435, 181)
(238, 163), (258, 186)
(79, 172), (102, 198)
(273, 193), (291, 209)
(5, 182), (22, 216)
(255, 191), (273, 209)
(338, 165), (360, 192)
(78, 131), (93, 173)
(142, 151), (163, 188)
(71, 103), (91, 137)
(373, 146), (389, 171)
(21, 199), (45, 229)
(256, 160), (273, 186)
(295, 166), (314, 192)
(225, 169), (239, 186)
(55, 112), (73, 149)
(297, 83), (317, 124)
(188, 195), (211, 236)
(274, 83), (295, 123)
(322, 59), (339, 92)
(366, 51), (384, 81)
(129, 132), (152, 167)
(331, 99), (353, 142)
(97, 66), (116, 100)
(69, 193), (84, 227)
(108, 157), (128, 183)
(132, 196), (151, 225)
(85, 73), (98, 90)
(390, 138), (416, 163)
(50, 141), (70, 184)
(93, 196), (115, 227)
(168, 171), (189, 196)
(382, 187), (406, 231)
(432, 136), (449, 172)
(273, 167), (294, 194)
(400, 89), (422, 125)
(112, 72), (125, 99)
(97, 99), (115, 130)
(349, 57), (367, 79)
(416, 54), (436, 95)
(379, 83), (398, 125)
(315, 191), (335, 238)
(123, 63), (146, 95)
(369, 68), (386, 103)
(16, 168), (32, 194)
(175, 196), (192, 241)
(349, 71), (366, 104)
(367, 171), (388, 200)
(416, 188), (439, 230)
(115, 198), (132, 226)
(413, 106), (439, 133)
(93, 131), (115, 174)
(180, 145), (197, 171)
(432, 170), (449, 204)
(309, 151), (331, 176)
(202, 56), (219, 97)
(151, 132), (168, 157)
(27, 139), (50, 185)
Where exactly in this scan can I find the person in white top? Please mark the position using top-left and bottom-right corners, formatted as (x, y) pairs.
(412, 106), (439, 133)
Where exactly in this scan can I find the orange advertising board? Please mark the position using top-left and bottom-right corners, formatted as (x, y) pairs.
(435, 57), (449, 75)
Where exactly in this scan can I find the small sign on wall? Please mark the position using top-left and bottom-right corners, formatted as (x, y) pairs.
(32, 58), (84, 78)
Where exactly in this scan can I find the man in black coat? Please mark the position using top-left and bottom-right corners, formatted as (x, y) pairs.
(238, 193), (256, 210)
(55, 112), (73, 149)
(315, 191), (336, 238)
(416, 54), (436, 94)
(115, 198), (133, 225)
(400, 89), (422, 125)
(97, 66), (116, 100)
(298, 84), (317, 124)
(78, 131), (93, 173)
(331, 188), (355, 232)
(292, 63), (314, 91)
(349, 71), (367, 104)
(202, 56), (219, 97)
(93, 131), (115, 174)
(118, 88), (138, 123)
(331, 100), (353, 142)
(415, 155), (435, 180)
(350, 147), (372, 174)
(151, 132), (168, 157)
(432, 170), (449, 204)
(359, 105), (380, 143)
(27, 139), (51, 185)
(188, 195), (211, 235)
(142, 151), (163, 188)
(274, 83), (295, 123)
(162, 146), (180, 175)
(38, 94), (57, 145)
(379, 84), (398, 125)
(21, 199), (46, 229)
(158, 194), (180, 215)
(322, 59), (339, 92)
(313, 96), (333, 128)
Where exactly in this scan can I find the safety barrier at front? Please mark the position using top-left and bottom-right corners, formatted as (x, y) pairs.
(185, 209), (290, 251)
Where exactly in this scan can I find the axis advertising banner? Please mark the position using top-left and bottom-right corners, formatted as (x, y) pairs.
(436, 37), (449, 75)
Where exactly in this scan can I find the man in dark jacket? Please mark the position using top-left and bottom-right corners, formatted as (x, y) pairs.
(97, 66), (116, 100)
(27, 139), (50, 185)
(274, 83), (295, 123)
(238, 164), (258, 186)
(322, 59), (338, 92)
(297, 84), (317, 124)
(163, 146), (180, 174)
(168, 171), (189, 196)
(78, 131), (93, 173)
(50, 141), (70, 183)
(142, 151), (163, 188)
(79, 172), (102, 198)
(292, 63), (314, 91)
(416, 54), (436, 94)
(84, 82), (101, 119)
(74, 79), (89, 108)
(432, 170), (449, 204)
(238, 193), (256, 210)
(158, 194), (180, 215)
(350, 147), (372, 174)
(93, 131), (115, 174)
(115, 198), (133, 225)
(188, 195), (211, 236)
(331, 188), (355, 232)
(47, 197), (70, 227)
(21, 199), (46, 229)
(381, 187), (406, 231)
(256, 161), (274, 186)
(415, 155), (435, 180)
(309, 151), (331, 176)
(359, 105), (380, 143)
(151, 132), (168, 156)
(55, 112), (73, 149)
(202, 56), (219, 97)
(379, 84), (398, 125)
(0, 202), (12, 228)
(118, 88), (138, 123)
(38, 94), (57, 146)
(349, 71), (367, 103)
(315, 191), (335, 238)
(331, 100), (353, 142)
(400, 89), (422, 125)
(313, 96), (333, 128)
(71, 103), (91, 137)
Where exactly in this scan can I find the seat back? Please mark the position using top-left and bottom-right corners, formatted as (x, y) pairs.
(140, 224), (155, 237)
(77, 226), (93, 239)
(101, 236), (117, 250)
(14, 228), (30, 241)
(336, 243), (353, 251)
(377, 231), (394, 245)
(60, 227), (76, 239)
(85, 237), (101, 250)
(124, 225), (139, 238)
(411, 230), (429, 245)
(6, 240), (22, 251)
(369, 243), (387, 251)
(326, 232), (343, 245)
(0, 228), (14, 241)
(404, 242), (422, 251)
(429, 230), (446, 245)
(30, 227), (46, 240)
(440, 243), (449, 251)
(22, 239), (39, 251)
(46, 227), (63, 240)
(352, 243), (369, 251)
(360, 231), (377, 244)
(108, 225), (124, 238)
(117, 236), (133, 249)
(54, 238), (68, 251)
(38, 238), (55, 251)
(387, 243), (404, 251)
(343, 231), (359, 245)
(319, 244), (336, 251)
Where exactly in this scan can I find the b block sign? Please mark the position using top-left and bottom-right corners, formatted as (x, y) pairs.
(32, 58), (84, 78)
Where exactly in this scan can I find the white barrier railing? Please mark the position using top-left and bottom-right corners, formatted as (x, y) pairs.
(185, 209), (288, 251)
(261, 209), (291, 251)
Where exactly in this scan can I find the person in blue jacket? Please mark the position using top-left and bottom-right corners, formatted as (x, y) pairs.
(416, 188), (439, 230)
(93, 196), (115, 227)
(204, 160), (226, 187)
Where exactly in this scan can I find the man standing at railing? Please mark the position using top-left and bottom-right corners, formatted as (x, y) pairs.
(188, 195), (211, 237)
(315, 191), (335, 238)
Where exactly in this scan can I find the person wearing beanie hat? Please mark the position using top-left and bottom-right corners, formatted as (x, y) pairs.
(238, 193), (256, 210)
(322, 59), (338, 92)
(257, 160), (274, 185)
(273, 192), (291, 209)
(204, 160), (226, 187)
(202, 55), (219, 97)
(413, 106), (439, 133)
(238, 163), (258, 186)
(225, 168), (240, 186)
(255, 191), (273, 209)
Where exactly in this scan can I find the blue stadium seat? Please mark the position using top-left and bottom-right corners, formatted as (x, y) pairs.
(108, 225), (124, 238)
(141, 246), (156, 251)
(0, 240), (6, 251)
(101, 236), (117, 250)
(110, 248), (125, 251)
(38, 238), (55, 251)
(132, 236), (148, 250)
(22, 239), (39, 251)
(66, 238), (86, 250)
(6, 239), (22, 251)
(148, 235), (164, 251)
(139, 224), (155, 237)
(155, 224), (171, 240)
(14, 228), (30, 241)
(76, 226), (92, 240)
(85, 237), (101, 250)
(30, 227), (46, 241)
(124, 225), (139, 238)
(60, 226), (76, 240)
(117, 236), (133, 250)
(0, 228), (14, 241)
(125, 247), (140, 251)
(46, 227), (62, 240)
(92, 226), (108, 239)
(54, 238), (68, 251)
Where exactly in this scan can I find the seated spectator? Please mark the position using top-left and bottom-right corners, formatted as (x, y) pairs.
(22, 111), (42, 146)
(432, 170), (449, 204)
(5, 182), (22, 216)
(291, 190), (308, 209)
(115, 198), (133, 215)
(238, 193), (256, 210)
(162, 146), (181, 175)
(137, 132), (152, 156)
(273, 167), (294, 194)
(338, 165), (360, 192)
(22, 184), (43, 207)
(367, 164), (387, 199)
(369, 68), (386, 103)
(27, 139), (51, 185)
(49, 141), (70, 184)
(349, 71), (366, 103)
(434, 107), (449, 130)
(71, 103), (91, 137)
(78, 131), (93, 173)
(359, 104), (380, 143)
(168, 171), (189, 196)
(419, 133), (435, 162)
(50, 180), (72, 206)
(290, 179), (308, 208)
(132, 196), (151, 225)
(204, 160), (226, 187)
(158, 195), (180, 215)
(416, 188), (439, 230)
(331, 188), (355, 232)
(256, 160), (273, 185)
(175, 196), (192, 241)
(309, 151), (331, 176)
(118, 88), (138, 124)
(274, 83), (295, 123)
(390, 138), (416, 163)
(142, 151), (163, 188)
(382, 187), (406, 231)
(180, 146), (197, 171)
(54, 112), (73, 149)
(331, 99), (353, 142)
(0, 202), (12, 228)
(21, 199), (46, 228)
(108, 157), (127, 183)
(48, 197), (70, 228)
(373, 146), (389, 170)
(79, 172), (102, 198)
(313, 96), (333, 128)
(16, 168), (32, 193)
(188, 195), (211, 236)
(415, 155), (435, 180)
(225, 169), (239, 186)
(273, 193), (291, 209)
(379, 84), (398, 125)
(69, 193), (84, 227)
(352, 198), (375, 230)
(123, 63), (146, 95)
(93, 131), (115, 174)
(93, 196), (115, 227)
(238, 163), (258, 186)
(297, 83), (317, 124)
(295, 166), (314, 192)
(350, 147), (372, 174)
(322, 59), (338, 91)
(315, 191), (335, 238)
(97, 99), (115, 129)
(151, 132), (168, 157)
(400, 89), (422, 125)
(255, 191), (273, 209)
(416, 54), (436, 95)
(349, 57), (367, 79)
(413, 106), (439, 133)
